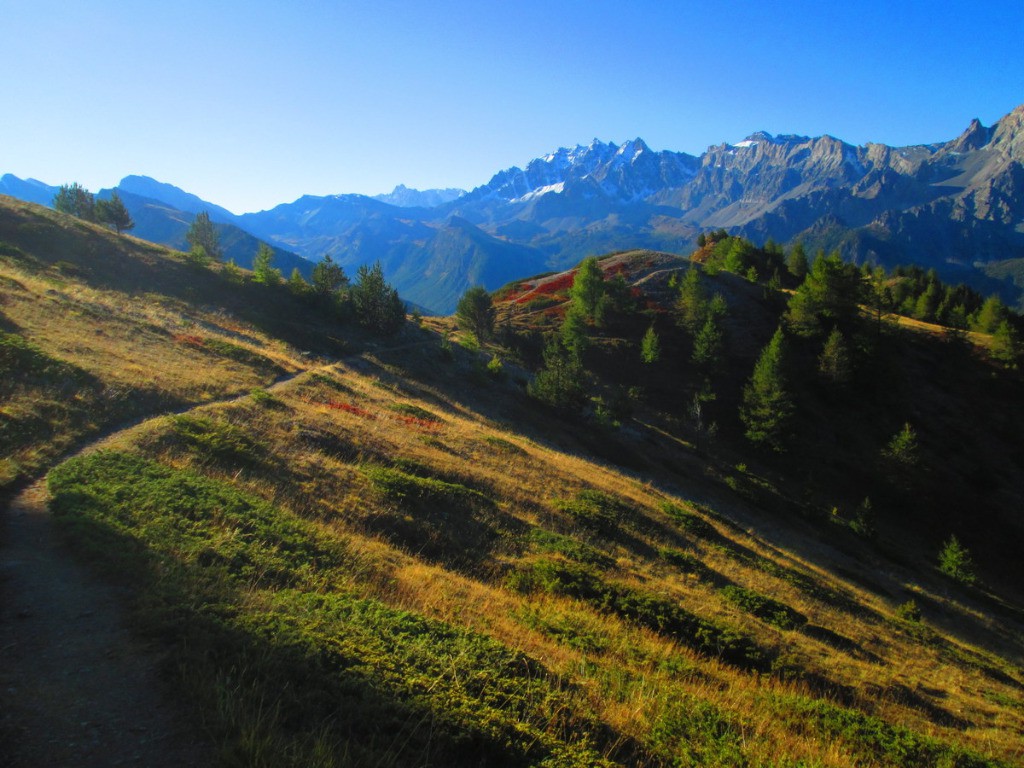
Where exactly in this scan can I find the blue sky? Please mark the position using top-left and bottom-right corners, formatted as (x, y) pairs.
(3, 0), (1022, 213)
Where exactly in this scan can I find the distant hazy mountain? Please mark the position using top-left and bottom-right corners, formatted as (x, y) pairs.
(5, 104), (1023, 312)
(0, 174), (312, 279)
(0, 175), (57, 207)
(104, 188), (312, 277)
(117, 175), (241, 224)
(372, 184), (464, 208)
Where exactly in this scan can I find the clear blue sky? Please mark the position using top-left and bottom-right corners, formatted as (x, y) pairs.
(3, 0), (1022, 214)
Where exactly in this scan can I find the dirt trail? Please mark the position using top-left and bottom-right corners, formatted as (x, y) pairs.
(0, 346), (426, 766)
(0, 480), (212, 767)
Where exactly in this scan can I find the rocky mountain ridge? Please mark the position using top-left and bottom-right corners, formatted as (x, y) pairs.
(4, 104), (1023, 312)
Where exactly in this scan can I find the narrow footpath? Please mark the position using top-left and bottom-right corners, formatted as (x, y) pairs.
(0, 479), (212, 767)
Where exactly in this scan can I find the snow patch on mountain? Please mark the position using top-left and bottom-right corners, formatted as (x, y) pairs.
(511, 182), (565, 203)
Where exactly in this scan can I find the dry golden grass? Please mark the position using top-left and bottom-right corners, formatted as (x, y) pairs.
(105, 348), (1024, 765)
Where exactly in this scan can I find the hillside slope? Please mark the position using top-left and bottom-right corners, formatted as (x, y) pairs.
(1, 200), (1022, 767)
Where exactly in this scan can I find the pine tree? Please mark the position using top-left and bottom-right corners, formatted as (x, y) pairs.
(53, 182), (96, 221)
(740, 327), (793, 451)
(676, 266), (707, 334)
(971, 296), (1007, 333)
(527, 337), (586, 411)
(221, 259), (244, 283)
(560, 306), (589, 357)
(186, 212), (222, 262)
(311, 254), (347, 298)
(938, 535), (976, 585)
(568, 256), (608, 325)
(818, 327), (852, 384)
(786, 242), (808, 281)
(95, 191), (134, 234)
(691, 313), (723, 372)
(352, 261), (405, 335)
(786, 252), (862, 336)
(882, 422), (919, 468)
(640, 325), (660, 364)
(252, 243), (281, 285)
(455, 285), (496, 341)
(990, 320), (1021, 369)
(287, 268), (309, 296)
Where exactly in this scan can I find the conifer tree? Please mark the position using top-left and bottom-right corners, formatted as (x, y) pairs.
(568, 256), (608, 325)
(186, 212), (222, 261)
(287, 268), (309, 296)
(528, 336), (586, 411)
(53, 182), (96, 221)
(971, 296), (1007, 334)
(252, 243), (281, 285)
(676, 266), (707, 334)
(786, 251), (861, 336)
(455, 285), (496, 341)
(560, 307), (589, 357)
(990, 320), (1021, 369)
(221, 259), (244, 283)
(786, 242), (808, 281)
(691, 313), (723, 372)
(640, 325), (660, 364)
(352, 261), (405, 335)
(938, 535), (976, 585)
(740, 327), (793, 451)
(882, 422), (919, 469)
(95, 191), (134, 234)
(818, 327), (852, 384)
(311, 254), (347, 299)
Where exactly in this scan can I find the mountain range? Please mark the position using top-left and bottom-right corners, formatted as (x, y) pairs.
(4, 104), (1023, 312)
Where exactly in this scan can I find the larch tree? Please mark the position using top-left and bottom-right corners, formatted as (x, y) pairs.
(676, 266), (708, 334)
(252, 243), (281, 285)
(740, 327), (794, 451)
(818, 327), (852, 384)
(640, 325), (661, 364)
(568, 256), (608, 326)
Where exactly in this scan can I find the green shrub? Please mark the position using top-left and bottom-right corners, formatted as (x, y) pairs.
(554, 490), (631, 536)
(483, 435), (526, 454)
(202, 337), (283, 374)
(895, 599), (922, 622)
(249, 387), (284, 408)
(528, 528), (614, 568)
(649, 695), (747, 767)
(49, 451), (345, 589)
(658, 548), (716, 581)
(509, 559), (769, 671)
(388, 402), (443, 422)
(719, 585), (807, 630)
(660, 502), (715, 537)
(767, 693), (1006, 767)
(169, 414), (266, 467)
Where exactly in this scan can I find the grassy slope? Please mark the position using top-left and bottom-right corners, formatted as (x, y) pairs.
(3, 204), (1023, 766)
(0, 195), (356, 489)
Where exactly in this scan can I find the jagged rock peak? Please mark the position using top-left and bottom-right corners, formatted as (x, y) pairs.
(949, 118), (992, 152)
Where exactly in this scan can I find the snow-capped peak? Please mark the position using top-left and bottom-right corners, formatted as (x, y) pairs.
(732, 131), (773, 149)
